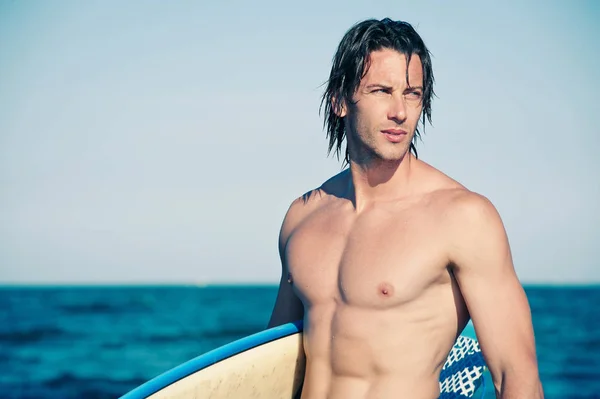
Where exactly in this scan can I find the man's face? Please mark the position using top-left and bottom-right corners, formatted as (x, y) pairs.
(339, 48), (424, 164)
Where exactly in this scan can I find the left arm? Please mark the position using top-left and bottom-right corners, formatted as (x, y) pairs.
(449, 193), (544, 399)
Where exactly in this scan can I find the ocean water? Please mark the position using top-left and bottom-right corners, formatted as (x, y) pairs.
(1, 285), (599, 399)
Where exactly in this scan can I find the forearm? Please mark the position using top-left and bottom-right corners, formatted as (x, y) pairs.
(497, 371), (544, 399)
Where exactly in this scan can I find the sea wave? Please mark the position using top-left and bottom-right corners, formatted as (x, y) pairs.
(134, 325), (264, 344)
(0, 326), (70, 345)
(59, 301), (150, 315)
(0, 373), (145, 399)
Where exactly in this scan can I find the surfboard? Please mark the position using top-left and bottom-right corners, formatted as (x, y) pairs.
(120, 320), (305, 399)
(119, 320), (487, 399)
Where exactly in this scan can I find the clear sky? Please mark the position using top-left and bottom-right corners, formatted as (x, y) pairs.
(1, 1), (598, 284)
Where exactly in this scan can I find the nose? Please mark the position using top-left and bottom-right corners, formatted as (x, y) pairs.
(388, 94), (407, 122)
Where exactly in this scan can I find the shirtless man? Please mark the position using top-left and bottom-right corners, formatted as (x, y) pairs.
(268, 18), (544, 399)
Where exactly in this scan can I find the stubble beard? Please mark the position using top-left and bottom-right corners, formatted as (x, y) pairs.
(347, 126), (413, 169)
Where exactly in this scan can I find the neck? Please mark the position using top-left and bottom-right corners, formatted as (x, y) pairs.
(346, 152), (416, 212)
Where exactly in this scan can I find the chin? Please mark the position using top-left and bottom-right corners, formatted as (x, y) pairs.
(380, 155), (407, 164)
(376, 146), (411, 162)
(350, 137), (411, 164)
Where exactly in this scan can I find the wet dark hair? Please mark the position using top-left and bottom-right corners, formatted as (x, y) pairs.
(320, 18), (435, 165)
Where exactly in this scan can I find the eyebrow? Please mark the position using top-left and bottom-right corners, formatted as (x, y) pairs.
(365, 84), (393, 90)
(364, 84), (424, 91)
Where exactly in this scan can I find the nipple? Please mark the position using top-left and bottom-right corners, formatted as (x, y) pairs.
(378, 282), (394, 297)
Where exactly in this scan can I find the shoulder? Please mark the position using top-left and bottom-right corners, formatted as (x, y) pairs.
(278, 170), (349, 255)
(415, 160), (511, 268)
(440, 189), (511, 270)
(428, 185), (507, 243)
(417, 160), (503, 226)
(280, 192), (321, 239)
(444, 189), (505, 231)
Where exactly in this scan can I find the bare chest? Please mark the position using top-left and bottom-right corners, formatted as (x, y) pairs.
(285, 206), (451, 309)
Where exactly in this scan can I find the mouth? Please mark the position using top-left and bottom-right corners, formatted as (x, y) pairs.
(381, 128), (407, 143)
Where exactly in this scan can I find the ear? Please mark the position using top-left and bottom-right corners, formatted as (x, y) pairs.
(332, 96), (347, 118)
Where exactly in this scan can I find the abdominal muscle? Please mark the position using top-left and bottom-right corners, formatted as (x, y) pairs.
(299, 304), (459, 399)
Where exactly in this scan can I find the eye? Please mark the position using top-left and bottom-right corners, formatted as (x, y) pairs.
(406, 90), (422, 100)
(372, 88), (391, 95)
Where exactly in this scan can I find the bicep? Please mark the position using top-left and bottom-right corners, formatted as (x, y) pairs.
(267, 198), (306, 328)
(267, 272), (304, 328)
(450, 196), (539, 385)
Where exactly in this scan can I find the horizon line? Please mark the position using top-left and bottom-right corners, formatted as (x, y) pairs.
(1, 281), (599, 288)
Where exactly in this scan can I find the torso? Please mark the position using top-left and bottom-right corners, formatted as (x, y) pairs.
(284, 164), (472, 399)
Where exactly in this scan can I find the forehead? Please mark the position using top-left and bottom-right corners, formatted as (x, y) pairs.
(361, 48), (423, 87)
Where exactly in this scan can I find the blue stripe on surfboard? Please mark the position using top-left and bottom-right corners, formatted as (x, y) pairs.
(119, 320), (304, 399)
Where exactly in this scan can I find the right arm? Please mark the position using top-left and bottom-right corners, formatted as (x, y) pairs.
(267, 198), (306, 328)
(267, 265), (304, 328)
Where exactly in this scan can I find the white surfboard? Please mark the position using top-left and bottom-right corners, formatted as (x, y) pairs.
(120, 321), (305, 399)
(120, 320), (488, 399)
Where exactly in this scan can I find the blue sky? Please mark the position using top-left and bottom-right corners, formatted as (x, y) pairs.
(1, 1), (598, 284)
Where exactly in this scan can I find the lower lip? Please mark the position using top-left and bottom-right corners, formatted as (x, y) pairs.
(382, 132), (406, 143)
